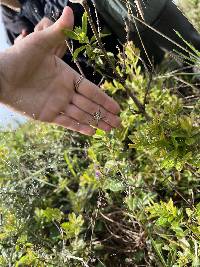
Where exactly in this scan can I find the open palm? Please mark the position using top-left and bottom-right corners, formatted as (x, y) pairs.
(0, 7), (121, 135)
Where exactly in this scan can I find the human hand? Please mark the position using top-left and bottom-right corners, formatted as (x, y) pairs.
(14, 29), (29, 44)
(34, 17), (54, 31)
(0, 7), (121, 136)
(35, 17), (67, 58)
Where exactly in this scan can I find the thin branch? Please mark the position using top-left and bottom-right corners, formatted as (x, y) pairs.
(143, 71), (153, 107)
(65, 40), (85, 77)
(82, 0), (119, 78)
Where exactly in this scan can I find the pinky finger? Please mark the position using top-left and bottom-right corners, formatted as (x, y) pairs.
(54, 114), (96, 136)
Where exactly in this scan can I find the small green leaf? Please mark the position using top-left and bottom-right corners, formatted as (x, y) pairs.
(82, 12), (88, 34)
(151, 238), (168, 267)
(73, 45), (87, 61)
(64, 151), (76, 177)
(104, 179), (124, 192)
(90, 33), (111, 43)
(62, 29), (79, 40)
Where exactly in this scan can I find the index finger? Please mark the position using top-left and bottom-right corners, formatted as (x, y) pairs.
(76, 78), (120, 115)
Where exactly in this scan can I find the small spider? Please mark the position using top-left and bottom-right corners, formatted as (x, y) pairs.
(89, 106), (106, 127)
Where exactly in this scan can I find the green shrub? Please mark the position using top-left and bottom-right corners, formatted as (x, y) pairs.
(0, 2), (200, 266)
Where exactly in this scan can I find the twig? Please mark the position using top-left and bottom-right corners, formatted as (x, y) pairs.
(82, 0), (151, 120)
(185, 163), (200, 178)
(127, 87), (151, 121)
(82, 0), (119, 77)
(135, 0), (144, 20)
(65, 40), (85, 77)
(143, 71), (153, 107)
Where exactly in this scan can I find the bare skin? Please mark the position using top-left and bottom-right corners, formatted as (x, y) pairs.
(34, 17), (54, 32)
(15, 17), (67, 58)
(34, 17), (67, 58)
(14, 29), (29, 44)
(0, 7), (121, 136)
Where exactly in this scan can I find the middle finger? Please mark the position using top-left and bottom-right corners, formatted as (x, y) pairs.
(65, 104), (112, 132)
(71, 94), (121, 128)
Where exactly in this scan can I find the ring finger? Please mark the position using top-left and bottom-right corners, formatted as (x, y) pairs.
(71, 94), (121, 128)
(65, 104), (112, 132)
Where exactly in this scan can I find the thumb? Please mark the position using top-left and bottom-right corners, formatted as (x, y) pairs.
(22, 29), (28, 36)
(42, 6), (74, 48)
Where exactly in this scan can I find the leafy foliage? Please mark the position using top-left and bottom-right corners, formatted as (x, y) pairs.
(0, 1), (200, 266)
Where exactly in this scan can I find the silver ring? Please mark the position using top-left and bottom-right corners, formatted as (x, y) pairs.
(74, 75), (84, 92)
